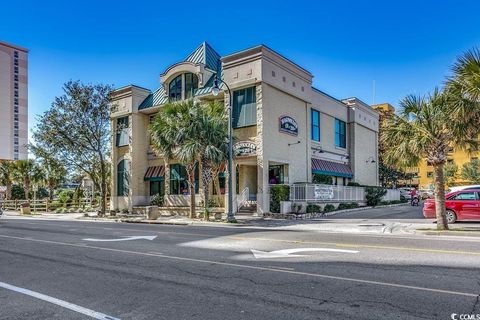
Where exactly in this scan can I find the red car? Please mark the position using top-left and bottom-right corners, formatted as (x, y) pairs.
(423, 189), (480, 223)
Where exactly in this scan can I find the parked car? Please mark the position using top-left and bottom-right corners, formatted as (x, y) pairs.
(418, 189), (434, 199)
(448, 185), (480, 193)
(423, 189), (480, 223)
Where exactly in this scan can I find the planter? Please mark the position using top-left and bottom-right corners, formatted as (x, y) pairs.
(20, 203), (31, 215)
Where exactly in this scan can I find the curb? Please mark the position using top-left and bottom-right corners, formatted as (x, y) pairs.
(121, 219), (190, 226)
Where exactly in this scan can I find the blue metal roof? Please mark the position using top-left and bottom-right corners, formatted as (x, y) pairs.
(186, 42), (221, 71)
(138, 42), (222, 110)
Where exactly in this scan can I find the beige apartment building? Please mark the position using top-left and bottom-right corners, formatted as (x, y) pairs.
(0, 41), (28, 161)
(110, 42), (379, 215)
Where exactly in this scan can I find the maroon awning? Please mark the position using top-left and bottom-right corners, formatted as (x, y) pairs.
(311, 158), (353, 178)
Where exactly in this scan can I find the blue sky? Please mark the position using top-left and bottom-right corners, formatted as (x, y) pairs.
(1, 0), (479, 139)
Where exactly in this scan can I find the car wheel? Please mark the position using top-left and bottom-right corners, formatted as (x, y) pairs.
(446, 210), (457, 224)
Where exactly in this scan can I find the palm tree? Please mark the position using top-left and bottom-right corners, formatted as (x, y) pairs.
(150, 100), (200, 219)
(149, 100), (229, 220)
(0, 161), (14, 200)
(449, 48), (480, 107)
(382, 89), (478, 230)
(196, 101), (228, 219)
(31, 145), (67, 200)
(12, 160), (44, 201)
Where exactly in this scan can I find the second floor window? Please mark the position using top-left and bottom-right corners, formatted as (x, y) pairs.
(311, 109), (320, 141)
(335, 118), (346, 148)
(116, 116), (129, 147)
(233, 86), (256, 128)
(184, 73), (198, 99)
(169, 75), (182, 101)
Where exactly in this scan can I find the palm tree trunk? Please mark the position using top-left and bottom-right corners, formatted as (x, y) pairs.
(6, 182), (11, 200)
(433, 163), (449, 230)
(24, 178), (29, 201)
(185, 163), (196, 219)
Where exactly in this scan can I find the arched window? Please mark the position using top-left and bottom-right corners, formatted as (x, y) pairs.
(169, 75), (182, 101)
(117, 160), (129, 196)
(184, 73), (198, 99)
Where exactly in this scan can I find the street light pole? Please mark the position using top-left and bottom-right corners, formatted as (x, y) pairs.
(212, 75), (236, 222)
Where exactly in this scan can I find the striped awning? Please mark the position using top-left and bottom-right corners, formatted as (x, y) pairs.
(144, 166), (165, 181)
(311, 158), (353, 178)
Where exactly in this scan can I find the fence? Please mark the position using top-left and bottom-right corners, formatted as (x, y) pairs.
(290, 184), (365, 203)
(289, 183), (400, 203)
(1, 198), (106, 212)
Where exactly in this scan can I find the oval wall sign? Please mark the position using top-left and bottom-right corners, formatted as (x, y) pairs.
(279, 115), (298, 135)
(233, 141), (257, 157)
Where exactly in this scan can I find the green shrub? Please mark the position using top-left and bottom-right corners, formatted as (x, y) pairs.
(54, 208), (63, 213)
(312, 174), (333, 185)
(349, 202), (359, 208)
(11, 185), (25, 200)
(58, 189), (75, 208)
(60, 208), (68, 214)
(365, 186), (387, 207)
(121, 208), (129, 214)
(324, 204), (335, 212)
(337, 203), (349, 210)
(68, 208), (76, 213)
(306, 203), (321, 213)
(292, 203), (303, 213)
(150, 194), (164, 206)
(270, 185), (290, 213)
(347, 182), (361, 187)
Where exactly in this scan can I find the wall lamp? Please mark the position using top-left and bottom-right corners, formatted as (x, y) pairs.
(288, 141), (301, 147)
(366, 156), (376, 164)
(312, 147), (324, 154)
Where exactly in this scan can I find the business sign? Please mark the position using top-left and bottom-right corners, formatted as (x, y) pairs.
(314, 185), (334, 200)
(279, 115), (298, 136)
(233, 141), (256, 157)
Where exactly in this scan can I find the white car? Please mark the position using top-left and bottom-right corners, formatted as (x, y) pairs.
(448, 185), (480, 193)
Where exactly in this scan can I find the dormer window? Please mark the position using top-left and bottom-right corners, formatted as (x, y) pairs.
(169, 75), (182, 101)
(168, 73), (199, 102)
(185, 73), (198, 99)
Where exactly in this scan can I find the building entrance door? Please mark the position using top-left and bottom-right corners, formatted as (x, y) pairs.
(237, 165), (258, 200)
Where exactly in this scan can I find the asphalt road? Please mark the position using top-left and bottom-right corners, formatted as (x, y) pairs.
(0, 216), (479, 320)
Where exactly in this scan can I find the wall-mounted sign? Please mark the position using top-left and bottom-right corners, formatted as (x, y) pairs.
(314, 185), (334, 200)
(279, 115), (298, 136)
(233, 141), (257, 157)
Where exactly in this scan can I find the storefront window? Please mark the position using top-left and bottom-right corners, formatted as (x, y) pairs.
(170, 164), (199, 195)
(150, 180), (165, 196)
(233, 86), (256, 128)
(269, 165), (284, 184)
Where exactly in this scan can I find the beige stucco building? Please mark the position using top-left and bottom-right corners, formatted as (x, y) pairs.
(0, 41), (28, 160)
(110, 43), (379, 215)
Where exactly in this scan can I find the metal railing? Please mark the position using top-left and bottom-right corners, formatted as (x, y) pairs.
(290, 184), (365, 202)
(236, 187), (250, 209)
(289, 183), (401, 203)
